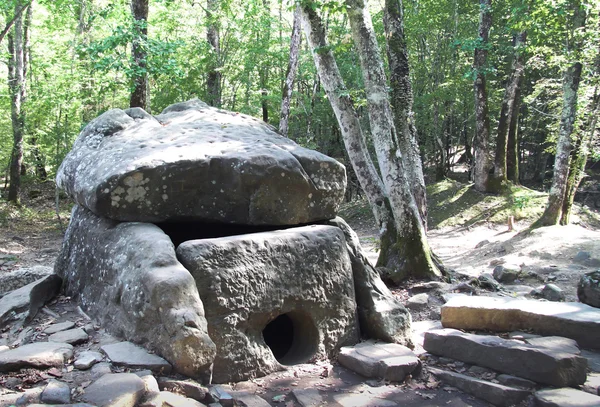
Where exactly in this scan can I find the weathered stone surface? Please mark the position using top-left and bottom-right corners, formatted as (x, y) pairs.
(0, 342), (73, 372)
(0, 265), (52, 296)
(423, 329), (587, 387)
(583, 373), (600, 396)
(579, 271), (600, 308)
(524, 336), (580, 355)
(338, 341), (420, 382)
(177, 225), (359, 383)
(44, 321), (76, 335)
(74, 351), (104, 370)
(429, 367), (531, 407)
(533, 388), (600, 407)
(496, 374), (537, 390)
(0, 274), (61, 327)
(157, 377), (207, 401)
(441, 295), (600, 349)
(56, 99), (346, 225)
(582, 350), (600, 373)
(102, 342), (172, 373)
(292, 389), (323, 407)
(41, 379), (71, 404)
(134, 370), (160, 393)
(91, 362), (113, 378)
(139, 391), (207, 407)
(492, 265), (520, 284)
(82, 373), (146, 407)
(48, 328), (89, 345)
(405, 293), (429, 310)
(55, 205), (216, 377)
(540, 284), (565, 302)
(326, 218), (412, 346)
(333, 393), (396, 407)
(234, 394), (270, 407)
(208, 386), (234, 407)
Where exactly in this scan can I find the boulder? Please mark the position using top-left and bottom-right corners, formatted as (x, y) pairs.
(56, 100), (346, 225)
(55, 205), (216, 378)
(492, 265), (520, 284)
(82, 373), (146, 407)
(101, 341), (172, 374)
(441, 295), (600, 349)
(423, 329), (587, 387)
(0, 342), (73, 372)
(578, 270), (600, 308)
(0, 274), (62, 327)
(428, 367), (531, 407)
(41, 379), (71, 404)
(177, 225), (359, 383)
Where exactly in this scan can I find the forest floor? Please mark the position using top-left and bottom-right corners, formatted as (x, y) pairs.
(1, 176), (600, 406)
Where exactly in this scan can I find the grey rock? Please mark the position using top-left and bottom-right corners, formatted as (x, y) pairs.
(14, 386), (44, 405)
(209, 386), (234, 407)
(91, 361), (112, 377)
(292, 389), (323, 407)
(583, 373), (600, 396)
(135, 370), (160, 393)
(234, 394), (270, 407)
(409, 281), (451, 294)
(478, 272), (502, 291)
(441, 295), (600, 349)
(503, 285), (535, 296)
(44, 321), (76, 335)
(475, 240), (490, 248)
(337, 341), (420, 382)
(82, 373), (146, 407)
(48, 328), (89, 345)
(533, 388), (600, 407)
(428, 367), (531, 407)
(55, 205), (216, 377)
(0, 342), (73, 372)
(525, 336), (580, 355)
(578, 270), (600, 308)
(574, 251), (591, 263)
(56, 100), (346, 225)
(177, 225), (359, 383)
(468, 365), (494, 376)
(139, 391), (206, 407)
(157, 377), (207, 401)
(0, 265), (53, 296)
(101, 341), (172, 374)
(41, 379), (71, 404)
(405, 293), (429, 310)
(492, 265), (520, 284)
(0, 274), (62, 327)
(495, 374), (537, 389)
(74, 351), (104, 370)
(540, 284), (565, 302)
(583, 350), (600, 373)
(423, 329), (587, 387)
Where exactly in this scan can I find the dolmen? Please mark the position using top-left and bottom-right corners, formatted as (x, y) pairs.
(54, 99), (411, 383)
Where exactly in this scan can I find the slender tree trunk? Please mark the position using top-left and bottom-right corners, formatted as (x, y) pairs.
(535, 3), (585, 227)
(259, 0), (271, 123)
(7, 1), (27, 204)
(344, 0), (440, 280)
(472, 0), (492, 192)
(383, 0), (428, 228)
(490, 31), (526, 191)
(206, 0), (221, 107)
(279, 3), (302, 136)
(129, 0), (149, 110)
(506, 86), (521, 183)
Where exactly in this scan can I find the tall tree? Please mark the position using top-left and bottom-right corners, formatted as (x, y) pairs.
(472, 0), (492, 192)
(279, 3), (302, 137)
(130, 0), (149, 110)
(7, 0), (29, 204)
(206, 0), (221, 107)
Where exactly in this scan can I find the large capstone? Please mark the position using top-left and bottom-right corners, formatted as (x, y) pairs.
(56, 100), (346, 225)
(176, 225), (360, 383)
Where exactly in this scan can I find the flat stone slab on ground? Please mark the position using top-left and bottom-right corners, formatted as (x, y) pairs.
(441, 295), (600, 349)
(338, 341), (420, 382)
(0, 274), (62, 327)
(429, 367), (531, 407)
(423, 328), (587, 387)
(292, 389), (323, 407)
(44, 320), (76, 334)
(101, 341), (172, 374)
(525, 336), (580, 355)
(533, 388), (600, 407)
(41, 379), (71, 404)
(0, 341), (73, 372)
(48, 328), (89, 345)
(82, 372), (146, 407)
(583, 373), (600, 396)
(157, 377), (207, 401)
(74, 350), (104, 370)
(233, 394), (270, 407)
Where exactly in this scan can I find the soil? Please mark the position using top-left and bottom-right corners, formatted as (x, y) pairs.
(1, 179), (599, 406)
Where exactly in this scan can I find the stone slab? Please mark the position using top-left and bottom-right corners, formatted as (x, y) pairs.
(292, 389), (323, 407)
(41, 379), (71, 404)
(48, 328), (89, 345)
(74, 351), (104, 370)
(533, 388), (600, 407)
(139, 391), (206, 407)
(44, 321), (76, 334)
(429, 367), (531, 407)
(441, 295), (600, 349)
(234, 394), (270, 407)
(525, 336), (580, 355)
(583, 373), (600, 396)
(82, 373), (146, 407)
(423, 328), (587, 387)
(157, 377), (207, 401)
(101, 341), (172, 374)
(0, 274), (62, 327)
(0, 342), (73, 372)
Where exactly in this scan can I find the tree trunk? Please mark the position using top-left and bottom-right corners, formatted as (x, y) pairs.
(129, 0), (149, 111)
(206, 0), (221, 107)
(506, 85), (521, 183)
(383, 0), (428, 228)
(472, 0), (492, 192)
(279, 3), (302, 136)
(344, 0), (441, 280)
(259, 0), (271, 123)
(490, 31), (526, 192)
(535, 3), (585, 227)
(7, 1), (28, 204)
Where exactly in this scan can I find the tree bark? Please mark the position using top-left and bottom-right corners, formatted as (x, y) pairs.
(7, 1), (27, 204)
(472, 0), (492, 192)
(490, 31), (526, 191)
(506, 85), (521, 183)
(279, 3), (302, 136)
(129, 0), (149, 111)
(206, 0), (221, 107)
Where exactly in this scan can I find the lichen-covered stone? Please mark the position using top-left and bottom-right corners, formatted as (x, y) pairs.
(56, 99), (346, 225)
(578, 270), (600, 308)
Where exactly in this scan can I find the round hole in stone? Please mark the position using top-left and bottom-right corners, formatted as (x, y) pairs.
(262, 310), (319, 366)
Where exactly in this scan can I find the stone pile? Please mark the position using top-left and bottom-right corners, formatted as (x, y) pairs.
(52, 99), (412, 383)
